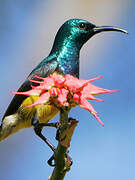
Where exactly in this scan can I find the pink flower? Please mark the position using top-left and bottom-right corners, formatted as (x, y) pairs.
(11, 73), (118, 126)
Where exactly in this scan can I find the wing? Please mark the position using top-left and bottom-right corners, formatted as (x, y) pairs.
(3, 57), (58, 119)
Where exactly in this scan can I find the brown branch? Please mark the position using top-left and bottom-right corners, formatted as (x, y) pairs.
(49, 108), (78, 180)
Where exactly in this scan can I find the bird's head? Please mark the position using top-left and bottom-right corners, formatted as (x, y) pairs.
(52, 18), (128, 51)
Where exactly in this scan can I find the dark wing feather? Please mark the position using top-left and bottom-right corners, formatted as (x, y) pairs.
(3, 58), (58, 119)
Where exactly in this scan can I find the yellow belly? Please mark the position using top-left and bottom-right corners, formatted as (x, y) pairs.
(18, 96), (59, 128)
(0, 96), (59, 141)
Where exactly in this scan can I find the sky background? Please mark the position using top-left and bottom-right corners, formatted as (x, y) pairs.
(0, 0), (135, 179)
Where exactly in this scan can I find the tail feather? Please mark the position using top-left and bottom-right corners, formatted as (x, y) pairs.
(0, 114), (25, 141)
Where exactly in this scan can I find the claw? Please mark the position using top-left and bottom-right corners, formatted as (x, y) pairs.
(68, 117), (77, 122)
(47, 152), (73, 167)
(48, 154), (55, 167)
(56, 117), (77, 142)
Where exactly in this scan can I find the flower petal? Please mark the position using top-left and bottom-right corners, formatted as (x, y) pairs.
(85, 94), (104, 102)
(28, 77), (44, 84)
(83, 83), (118, 95)
(81, 87), (104, 102)
(65, 75), (88, 92)
(51, 73), (65, 87)
(34, 75), (46, 80)
(57, 88), (69, 105)
(49, 87), (58, 97)
(87, 75), (103, 83)
(11, 89), (42, 96)
(79, 97), (104, 127)
(27, 92), (50, 107)
(73, 93), (80, 103)
(35, 77), (54, 91)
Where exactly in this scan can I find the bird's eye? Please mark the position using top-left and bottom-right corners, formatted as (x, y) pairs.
(77, 23), (87, 30)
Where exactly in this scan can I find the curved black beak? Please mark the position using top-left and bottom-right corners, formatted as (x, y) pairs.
(93, 26), (128, 34)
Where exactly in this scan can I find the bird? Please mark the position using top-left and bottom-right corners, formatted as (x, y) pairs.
(0, 18), (127, 151)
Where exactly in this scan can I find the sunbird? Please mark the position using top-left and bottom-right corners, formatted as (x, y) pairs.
(0, 19), (127, 152)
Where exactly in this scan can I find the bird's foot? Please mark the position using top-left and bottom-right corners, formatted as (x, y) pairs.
(32, 114), (60, 129)
(47, 151), (73, 167)
(32, 119), (59, 129)
(55, 117), (77, 141)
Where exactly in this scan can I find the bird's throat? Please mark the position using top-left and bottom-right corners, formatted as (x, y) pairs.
(56, 41), (80, 78)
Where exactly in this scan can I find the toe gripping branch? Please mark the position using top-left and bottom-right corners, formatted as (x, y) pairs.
(49, 117), (78, 168)
(32, 115), (78, 167)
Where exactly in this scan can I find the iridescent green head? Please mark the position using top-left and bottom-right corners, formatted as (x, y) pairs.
(51, 18), (128, 52)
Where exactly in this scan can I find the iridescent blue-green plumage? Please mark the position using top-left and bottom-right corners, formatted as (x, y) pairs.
(3, 19), (95, 117)
(31, 19), (96, 78)
(2, 18), (127, 119)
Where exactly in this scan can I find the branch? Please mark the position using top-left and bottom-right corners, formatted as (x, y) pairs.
(49, 108), (78, 180)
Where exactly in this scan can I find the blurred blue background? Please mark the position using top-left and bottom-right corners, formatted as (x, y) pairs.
(0, 0), (135, 179)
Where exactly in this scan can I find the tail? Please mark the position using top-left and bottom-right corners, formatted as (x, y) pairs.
(0, 114), (25, 141)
